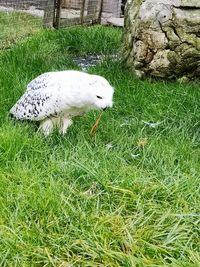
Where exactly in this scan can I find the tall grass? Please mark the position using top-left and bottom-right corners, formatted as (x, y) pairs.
(0, 11), (42, 50)
(0, 18), (200, 266)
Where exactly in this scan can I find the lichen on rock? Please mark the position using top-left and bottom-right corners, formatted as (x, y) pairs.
(123, 0), (200, 79)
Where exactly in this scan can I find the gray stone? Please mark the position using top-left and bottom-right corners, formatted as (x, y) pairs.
(123, 0), (200, 79)
(107, 17), (124, 27)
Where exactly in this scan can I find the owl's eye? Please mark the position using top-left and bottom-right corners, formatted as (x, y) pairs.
(96, 95), (103, 99)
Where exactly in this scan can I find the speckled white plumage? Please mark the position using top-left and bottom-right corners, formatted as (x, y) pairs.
(10, 70), (114, 136)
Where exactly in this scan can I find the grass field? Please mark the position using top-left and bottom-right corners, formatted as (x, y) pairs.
(0, 11), (41, 50)
(0, 13), (200, 266)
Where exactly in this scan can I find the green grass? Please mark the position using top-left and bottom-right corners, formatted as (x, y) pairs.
(0, 17), (200, 266)
(0, 11), (42, 50)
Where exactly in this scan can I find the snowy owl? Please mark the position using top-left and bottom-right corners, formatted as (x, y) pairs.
(10, 70), (114, 136)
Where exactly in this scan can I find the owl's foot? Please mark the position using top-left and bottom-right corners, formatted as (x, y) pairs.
(59, 118), (73, 135)
(39, 118), (54, 136)
(39, 117), (73, 136)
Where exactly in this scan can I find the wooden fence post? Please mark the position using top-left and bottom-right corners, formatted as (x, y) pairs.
(80, 0), (86, 24)
(54, 0), (62, 29)
(43, 0), (55, 28)
(98, 0), (104, 23)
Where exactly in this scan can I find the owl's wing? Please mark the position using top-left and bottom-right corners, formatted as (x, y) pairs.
(10, 74), (60, 121)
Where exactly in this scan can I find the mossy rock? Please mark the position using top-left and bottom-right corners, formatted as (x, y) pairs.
(123, 0), (200, 79)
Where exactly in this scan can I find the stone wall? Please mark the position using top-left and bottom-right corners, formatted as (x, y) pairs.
(62, 0), (83, 9)
(123, 0), (200, 79)
(0, 0), (46, 9)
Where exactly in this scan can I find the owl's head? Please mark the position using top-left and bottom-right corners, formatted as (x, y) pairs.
(88, 75), (114, 111)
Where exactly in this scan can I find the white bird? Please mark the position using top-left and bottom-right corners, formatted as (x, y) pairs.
(10, 70), (114, 136)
